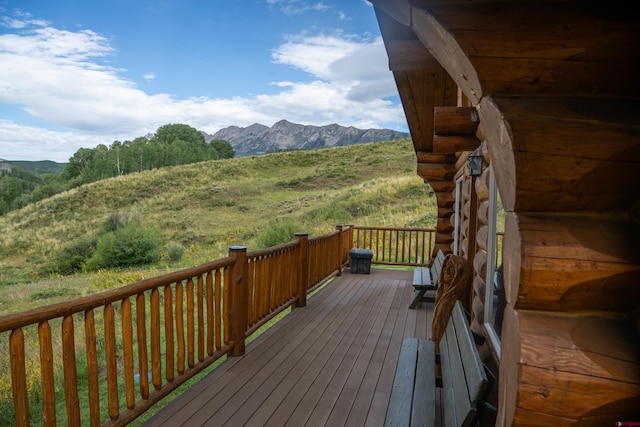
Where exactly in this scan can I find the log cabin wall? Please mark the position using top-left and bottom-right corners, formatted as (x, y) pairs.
(370, 1), (640, 425)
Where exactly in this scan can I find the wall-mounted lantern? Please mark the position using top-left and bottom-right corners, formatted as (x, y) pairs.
(468, 147), (483, 177)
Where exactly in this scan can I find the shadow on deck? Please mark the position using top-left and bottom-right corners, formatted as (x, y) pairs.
(144, 268), (438, 427)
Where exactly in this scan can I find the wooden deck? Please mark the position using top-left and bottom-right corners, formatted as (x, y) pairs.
(143, 267), (439, 427)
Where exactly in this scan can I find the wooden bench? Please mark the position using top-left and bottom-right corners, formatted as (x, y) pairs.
(385, 300), (496, 427)
(410, 250), (445, 309)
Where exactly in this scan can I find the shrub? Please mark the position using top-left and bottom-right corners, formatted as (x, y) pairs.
(86, 221), (164, 269)
(167, 243), (186, 262)
(103, 210), (136, 233)
(258, 218), (302, 248)
(51, 236), (97, 274)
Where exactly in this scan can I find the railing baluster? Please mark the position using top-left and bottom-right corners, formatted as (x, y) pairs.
(38, 321), (56, 426)
(136, 293), (149, 399)
(62, 315), (81, 425)
(215, 270), (222, 350)
(122, 298), (135, 409)
(104, 305), (119, 421)
(187, 278), (195, 368)
(246, 260), (255, 328)
(197, 275), (205, 362)
(224, 268), (231, 345)
(263, 255), (270, 313)
(10, 328), (28, 427)
(206, 272), (214, 355)
(277, 251), (283, 308)
(169, 283), (179, 377)
(381, 229), (387, 263)
(150, 288), (162, 390)
(265, 255), (272, 315)
(392, 229), (398, 262)
(84, 311), (100, 426)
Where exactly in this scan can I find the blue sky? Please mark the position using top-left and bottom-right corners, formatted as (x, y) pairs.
(0, 0), (407, 162)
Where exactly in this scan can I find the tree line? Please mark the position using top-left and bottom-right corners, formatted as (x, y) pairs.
(0, 124), (234, 214)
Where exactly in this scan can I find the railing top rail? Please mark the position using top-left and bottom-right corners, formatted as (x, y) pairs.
(0, 256), (235, 333)
(308, 229), (340, 242)
(247, 239), (300, 259)
(353, 225), (435, 232)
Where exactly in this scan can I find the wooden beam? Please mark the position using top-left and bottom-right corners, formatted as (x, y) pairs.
(415, 151), (456, 164)
(434, 106), (479, 135)
(481, 96), (640, 212)
(387, 40), (439, 71)
(370, 0), (411, 26)
(411, 2), (640, 97)
(428, 180), (455, 194)
(504, 212), (640, 312)
(410, 6), (483, 105)
(500, 309), (640, 425)
(416, 162), (457, 182)
(394, 70), (431, 152)
(433, 135), (480, 154)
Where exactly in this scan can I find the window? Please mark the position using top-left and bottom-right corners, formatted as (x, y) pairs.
(483, 166), (505, 359)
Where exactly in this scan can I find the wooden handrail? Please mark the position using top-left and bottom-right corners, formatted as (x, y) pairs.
(0, 225), (354, 426)
(0, 258), (235, 333)
(352, 226), (435, 266)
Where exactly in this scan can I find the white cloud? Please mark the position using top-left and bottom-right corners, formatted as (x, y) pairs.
(143, 72), (156, 81)
(272, 33), (397, 102)
(266, 0), (336, 16)
(0, 11), (405, 162)
(0, 120), (118, 162)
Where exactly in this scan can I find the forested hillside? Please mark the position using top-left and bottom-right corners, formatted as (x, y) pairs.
(0, 162), (66, 214)
(0, 124), (234, 214)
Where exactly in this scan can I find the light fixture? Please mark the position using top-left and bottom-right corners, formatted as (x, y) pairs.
(468, 147), (483, 177)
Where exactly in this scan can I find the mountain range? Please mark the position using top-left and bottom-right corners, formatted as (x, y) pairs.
(2, 121), (409, 168)
(204, 120), (409, 157)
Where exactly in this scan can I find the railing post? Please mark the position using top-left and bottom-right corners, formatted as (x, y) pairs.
(294, 233), (309, 307)
(228, 246), (248, 357)
(345, 225), (354, 268)
(335, 225), (343, 276)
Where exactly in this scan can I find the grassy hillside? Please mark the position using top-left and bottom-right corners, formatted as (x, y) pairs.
(0, 138), (437, 315)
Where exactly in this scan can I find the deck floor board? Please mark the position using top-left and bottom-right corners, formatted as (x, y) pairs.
(143, 268), (437, 427)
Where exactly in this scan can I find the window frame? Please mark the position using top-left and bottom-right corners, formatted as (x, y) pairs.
(483, 165), (501, 360)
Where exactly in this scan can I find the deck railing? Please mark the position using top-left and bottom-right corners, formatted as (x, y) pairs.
(0, 226), (352, 426)
(352, 226), (435, 266)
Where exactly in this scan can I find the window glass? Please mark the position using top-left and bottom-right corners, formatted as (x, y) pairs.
(484, 167), (505, 357)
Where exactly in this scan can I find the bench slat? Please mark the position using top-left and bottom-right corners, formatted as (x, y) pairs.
(442, 318), (475, 427)
(439, 332), (459, 427)
(411, 339), (435, 427)
(452, 302), (488, 403)
(412, 267), (431, 287)
(386, 338), (419, 427)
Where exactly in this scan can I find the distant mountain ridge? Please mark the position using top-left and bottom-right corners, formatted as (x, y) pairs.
(204, 120), (409, 157)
